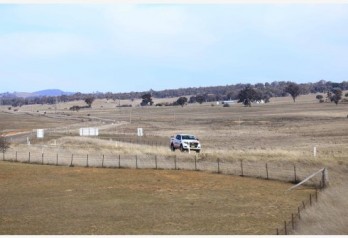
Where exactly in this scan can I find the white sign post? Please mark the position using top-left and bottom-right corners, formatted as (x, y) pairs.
(37, 129), (44, 139)
(137, 128), (143, 137)
(314, 146), (317, 157)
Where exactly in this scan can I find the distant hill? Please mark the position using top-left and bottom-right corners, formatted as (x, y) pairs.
(0, 89), (75, 98)
(32, 89), (74, 97)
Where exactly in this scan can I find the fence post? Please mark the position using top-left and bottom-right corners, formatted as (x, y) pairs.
(136, 155), (138, 169)
(70, 154), (73, 167)
(322, 168), (326, 188)
(302, 201), (305, 209)
(309, 194), (312, 206)
(291, 213), (294, 229)
(315, 189), (318, 202)
(284, 221), (287, 235)
(41, 153), (44, 165)
(86, 154), (89, 167)
(266, 163), (269, 179)
(118, 154), (121, 168)
(194, 155), (197, 171)
(240, 160), (244, 176)
(2, 151), (4, 161)
(217, 158), (220, 174)
(298, 207), (301, 220)
(276, 228), (279, 235)
(174, 156), (177, 170)
(155, 155), (157, 170)
(28, 152), (30, 163)
(56, 153), (58, 166)
(294, 165), (297, 183)
(15, 151), (17, 162)
(102, 154), (104, 168)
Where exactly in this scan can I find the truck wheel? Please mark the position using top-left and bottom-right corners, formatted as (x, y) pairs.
(180, 144), (185, 152)
(171, 144), (175, 151)
(196, 150), (200, 153)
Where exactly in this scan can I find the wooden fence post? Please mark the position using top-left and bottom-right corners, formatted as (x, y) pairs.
(266, 163), (269, 179)
(217, 158), (220, 174)
(102, 154), (104, 168)
(315, 189), (318, 202)
(155, 155), (158, 170)
(41, 153), (44, 165)
(276, 228), (279, 235)
(70, 154), (73, 167)
(2, 152), (4, 161)
(15, 151), (17, 162)
(298, 207), (301, 220)
(194, 156), (197, 171)
(118, 154), (121, 168)
(56, 153), (58, 166)
(284, 221), (287, 235)
(28, 152), (30, 163)
(291, 213), (294, 229)
(302, 201), (305, 209)
(136, 155), (138, 169)
(309, 194), (312, 206)
(174, 156), (177, 170)
(294, 165), (297, 183)
(240, 160), (244, 176)
(86, 154), (89, 167)
(322, 169), (326, 188)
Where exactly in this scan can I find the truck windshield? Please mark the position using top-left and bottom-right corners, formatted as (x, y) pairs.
(182, 135), (196, 140)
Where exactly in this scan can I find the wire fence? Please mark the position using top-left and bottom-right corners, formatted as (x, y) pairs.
(2, 148), (327, 187)
(1, 148), (328, 235)
(276, 188), (321, 235)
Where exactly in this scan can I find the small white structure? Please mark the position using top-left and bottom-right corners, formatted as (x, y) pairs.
(37, 129), (44, 138)
(79, 128), (99, 136)
(137, 128), (143, 137)
(222, 100), (235, 105)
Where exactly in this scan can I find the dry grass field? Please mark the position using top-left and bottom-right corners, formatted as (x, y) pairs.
(1, 93), (348, 234)
(0, 162), (314, 235)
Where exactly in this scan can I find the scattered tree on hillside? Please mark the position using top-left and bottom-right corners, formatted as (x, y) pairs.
(331, 88), (342, 105)
(284, 82), (301, 102)
(1, 80), (348, 107)
(69, 105), (81, 111)
(84, 97), (95, 108)
(316, 95), (323, 100)
(176, 97), (188, 107)
(189, 96), (197, 104)
(195, 95), (205, 104)
(237, 86), (259, 107)
(140, 93), (153, 106)
(316, 95), (324, 103)
(345, 93), (348, 97)
(0, 136), (10, 154)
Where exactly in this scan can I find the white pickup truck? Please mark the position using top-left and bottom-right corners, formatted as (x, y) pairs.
(170, 134), (201, 153)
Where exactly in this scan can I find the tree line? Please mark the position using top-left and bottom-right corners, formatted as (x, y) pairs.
(1, 80), (347, 107)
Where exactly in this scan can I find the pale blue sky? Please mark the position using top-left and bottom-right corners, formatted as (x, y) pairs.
(0, 4), (348, 93)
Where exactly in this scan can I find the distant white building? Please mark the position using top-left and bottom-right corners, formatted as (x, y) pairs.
(222, 100), (236, 105)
